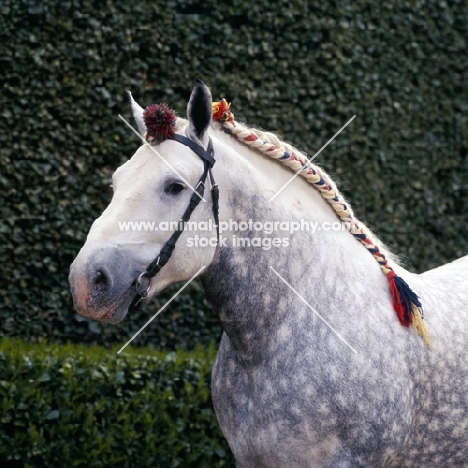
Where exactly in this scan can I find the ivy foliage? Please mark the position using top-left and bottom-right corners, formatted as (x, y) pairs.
(1, 0), (467, 346)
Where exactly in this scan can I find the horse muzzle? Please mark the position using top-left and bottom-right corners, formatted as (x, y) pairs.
(69, 246), (141, 323)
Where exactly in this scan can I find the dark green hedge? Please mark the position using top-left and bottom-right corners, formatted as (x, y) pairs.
(1, 0), (467, 345)
(0, 338), (233, 467)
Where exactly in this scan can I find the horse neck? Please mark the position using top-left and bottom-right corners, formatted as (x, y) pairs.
(201, 128), (386, 363)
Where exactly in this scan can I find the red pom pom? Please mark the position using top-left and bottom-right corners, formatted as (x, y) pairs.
(143, 103), (176, 142)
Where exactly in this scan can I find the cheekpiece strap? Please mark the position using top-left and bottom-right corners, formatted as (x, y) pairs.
(128, 134), (218, 314)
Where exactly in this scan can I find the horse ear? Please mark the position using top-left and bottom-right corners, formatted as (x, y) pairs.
(126, 91), (146, 136)
(186, 79), (212, 143)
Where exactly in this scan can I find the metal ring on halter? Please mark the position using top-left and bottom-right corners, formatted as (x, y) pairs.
(136, 272), (151, 298)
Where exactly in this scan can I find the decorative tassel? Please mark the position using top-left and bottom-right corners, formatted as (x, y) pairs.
(411, 305), (433, 348)
(387, 270), (432, 347)
(143, 103), (176, 143)
(212, 99), (234, 122)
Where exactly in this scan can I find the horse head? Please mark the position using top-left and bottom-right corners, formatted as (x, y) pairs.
(69, 80), (218, 323)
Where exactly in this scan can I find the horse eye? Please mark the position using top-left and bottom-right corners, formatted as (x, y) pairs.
(165, 182), (186, 194)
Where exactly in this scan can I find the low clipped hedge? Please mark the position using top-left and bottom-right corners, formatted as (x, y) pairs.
(0, 338), (233, 467)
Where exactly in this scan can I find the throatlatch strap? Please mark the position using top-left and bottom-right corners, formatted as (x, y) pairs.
(209, 169), (220, 241)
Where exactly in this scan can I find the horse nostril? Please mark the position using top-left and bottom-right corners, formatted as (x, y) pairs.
(93, 269), (108, 289)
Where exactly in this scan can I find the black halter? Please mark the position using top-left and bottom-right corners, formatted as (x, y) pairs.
(128, 134), (219, 313)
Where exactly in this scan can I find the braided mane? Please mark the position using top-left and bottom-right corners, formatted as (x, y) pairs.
(217, 114), (393, 269)
(211, 99), (431, 347)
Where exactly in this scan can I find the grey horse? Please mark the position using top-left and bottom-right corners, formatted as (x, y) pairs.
(70, 81), (468, 467)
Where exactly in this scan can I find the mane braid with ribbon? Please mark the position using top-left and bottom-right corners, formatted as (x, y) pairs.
(212, 99), (432, 348)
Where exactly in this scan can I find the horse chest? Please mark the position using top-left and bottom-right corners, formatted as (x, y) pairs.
(211, 339), (340, 466)
(211, 330), (421, 467)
